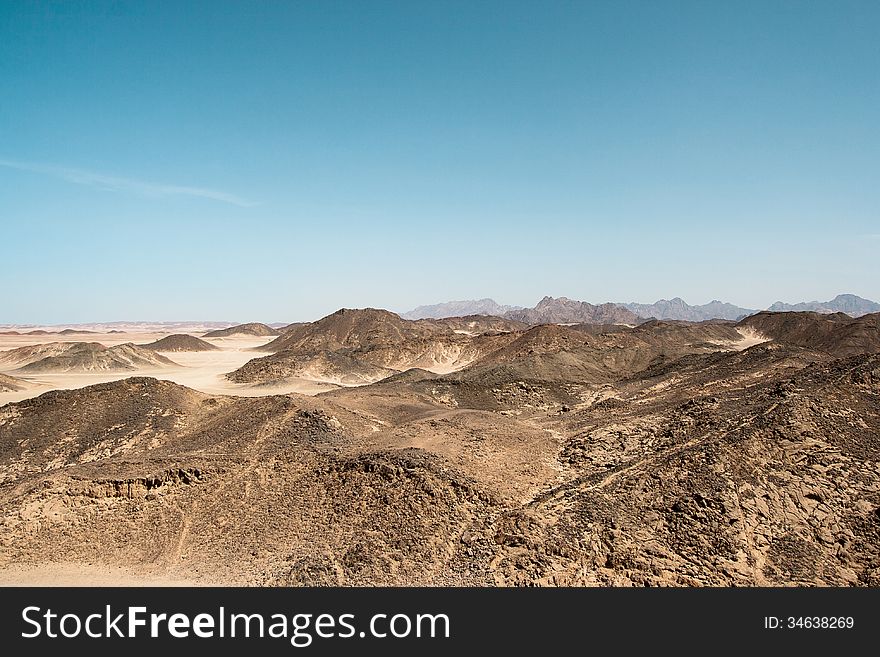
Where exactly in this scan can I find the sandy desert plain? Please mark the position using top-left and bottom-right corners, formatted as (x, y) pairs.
(0, 332), (331, 408)
(0, 302), (878, 586)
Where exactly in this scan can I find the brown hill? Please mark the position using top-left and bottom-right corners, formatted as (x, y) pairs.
(0, 378), (495, 585)
(454, 321), (748, 388)
(229, 311), (517, 385)
(262, 308), (444, 354)
(505, 296), (641, 325)
(227, 350), (397, 386)
(58, 328), (99, 335)
(738, 311), (880, 357)
(1, 342), (178, 373)
(202, 323), (280, 338)
(484, 352), (880, 585)
(141, 334), (219, 352)
(277, 322), (309, 333)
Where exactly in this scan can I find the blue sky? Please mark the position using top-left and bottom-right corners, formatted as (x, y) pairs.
(1, 0), (878, 324)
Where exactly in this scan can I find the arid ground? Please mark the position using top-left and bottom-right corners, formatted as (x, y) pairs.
(1, 310), (878, 586)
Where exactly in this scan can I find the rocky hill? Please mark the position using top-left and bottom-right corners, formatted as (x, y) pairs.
(228, 309), (517, 385)
(451, 321), (750, 389)
(202, 323), (280, 338)
(261, 308), (444, 354)
(738, 311), (880, 358)
(227, 350), (398, 386)
(141, 334), (219, 352)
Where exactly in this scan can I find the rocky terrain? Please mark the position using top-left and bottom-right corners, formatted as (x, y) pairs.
(228, 310), (520, 386)
(740, 312), (880, 357)
(141, 334), (220, 352)
(203, 322), (280, 338)
(0, 342), (179, 373)
(0, 309), (877, 587)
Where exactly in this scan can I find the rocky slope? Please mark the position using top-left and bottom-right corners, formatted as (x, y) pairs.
(203, 323), (280, 337)
(738, 312), (880, 357)
(228, 311), (518, 386)
(141, 334), (220, 352)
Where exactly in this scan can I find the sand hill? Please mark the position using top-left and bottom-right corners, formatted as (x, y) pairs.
(0, 373), (31, 392)
(203, 323), (280, 338)
(141, 334), (220, 352)
(0, 342), (179, 373)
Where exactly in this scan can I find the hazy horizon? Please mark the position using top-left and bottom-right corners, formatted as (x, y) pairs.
(2, 290), (879, 327)
(2, 1), (878, 324)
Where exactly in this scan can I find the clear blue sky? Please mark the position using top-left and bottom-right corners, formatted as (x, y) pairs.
(1, 0), (878, 324)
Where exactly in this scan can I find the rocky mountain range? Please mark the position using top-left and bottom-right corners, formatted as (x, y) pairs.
(401, 298), (522, 320)
(767, 294), (880, 317)
(504, 296), (642, 325)
(622, 298), (754, 321)
(403, 293), (880, 323)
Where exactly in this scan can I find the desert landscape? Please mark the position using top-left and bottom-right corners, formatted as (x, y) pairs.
(1, 294), (878, 586)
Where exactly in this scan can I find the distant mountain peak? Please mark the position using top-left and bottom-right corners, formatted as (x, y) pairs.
(505, 297), (640, 325)
(767, 294), (879, 317)
(401, 299), (521, 320)
(622, 298), (755, 322)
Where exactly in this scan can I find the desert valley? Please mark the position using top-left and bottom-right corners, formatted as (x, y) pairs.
(1, 294), (878, 586)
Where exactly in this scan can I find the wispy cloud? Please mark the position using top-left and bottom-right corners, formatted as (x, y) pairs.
(0, 158), (256, 207)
